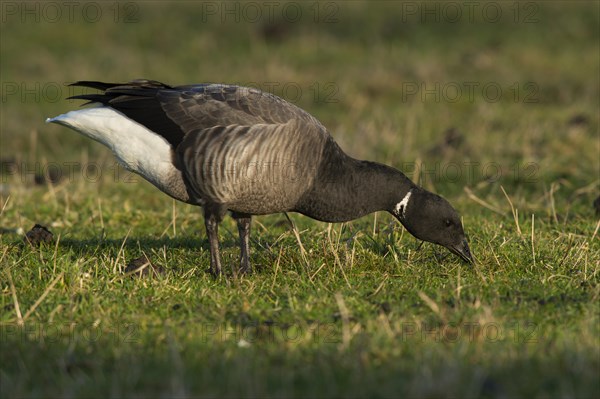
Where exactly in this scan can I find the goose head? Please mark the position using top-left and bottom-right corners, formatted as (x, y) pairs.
(391, 189), (473, 264)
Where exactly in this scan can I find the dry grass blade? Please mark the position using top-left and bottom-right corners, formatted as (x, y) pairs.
(418, 291), (442, 319)
(591, 219), (600, 243)
(531, 214), (536, 268)
(22, 272), (64, 322)
(157, 200), (179, 239)
(472, 258), (488, 283)
(122, 260), (152, 277)
(309, 262), (328, 281)
(464, 187), (505, 215)
(5, 267), (23, 325)
(548, 182), (559, 224)
(113, 229), (132, 274)
(52, 233), (61, 274)
(334, 292), (351, 350)
(412, 158), (422, 186)
(172, 199), (177, 237)
(327, 224), (352, 289)
(367, 273), (389, 298)
(97, 198), (105, 231)
(372, 212), (377, 236)
(0, 195), (10, 218)
(284, 212), (311, 273)
(487, 241), (502, 273)
(270, 246), (283, 291)
(501, 185), (522, 237)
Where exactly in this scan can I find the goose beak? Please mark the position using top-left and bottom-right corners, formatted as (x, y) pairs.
(448, 238), (474, 264)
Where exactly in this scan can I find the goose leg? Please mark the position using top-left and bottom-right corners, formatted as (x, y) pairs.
(232, 212), (252, 274)
(204, 204), (226, 276)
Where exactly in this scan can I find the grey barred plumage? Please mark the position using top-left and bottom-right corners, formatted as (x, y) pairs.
(47, 79), (473, 276)
(178, 119), (326, 214)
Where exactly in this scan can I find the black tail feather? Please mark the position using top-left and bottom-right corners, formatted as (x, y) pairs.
(70, 79), (173, 90)
(67, 93), (111, 106)
(69, 81), (122, 91)
(67, 80), (174, 106)
(67, 80), (185, 146)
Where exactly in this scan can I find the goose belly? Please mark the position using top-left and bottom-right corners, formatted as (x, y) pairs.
(178, 122), (325, 214)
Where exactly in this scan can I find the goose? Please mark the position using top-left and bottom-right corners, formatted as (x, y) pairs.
(47, 80), (473, 275)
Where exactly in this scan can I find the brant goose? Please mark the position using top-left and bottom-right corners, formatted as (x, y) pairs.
(47, 80), (473, 275)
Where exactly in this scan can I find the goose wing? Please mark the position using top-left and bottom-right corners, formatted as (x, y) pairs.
(68, 80), (328, 148)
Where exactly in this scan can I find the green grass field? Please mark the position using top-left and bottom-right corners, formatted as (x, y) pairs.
(1, 1), (599, 398)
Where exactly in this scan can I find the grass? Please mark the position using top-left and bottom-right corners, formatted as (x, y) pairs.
(1, 1), (599, 398)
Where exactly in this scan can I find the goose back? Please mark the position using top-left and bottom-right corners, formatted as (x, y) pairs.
(70, 81), (326, 146)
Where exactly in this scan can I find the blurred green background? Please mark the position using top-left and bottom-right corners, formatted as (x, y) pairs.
(2, 0), (598, 200)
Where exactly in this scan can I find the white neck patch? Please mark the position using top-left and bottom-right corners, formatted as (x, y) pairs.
(394, 190), (412, 219)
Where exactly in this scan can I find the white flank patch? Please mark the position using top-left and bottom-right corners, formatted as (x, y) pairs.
(47, 106), (179, 196)
(395, 190), (412, 219)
